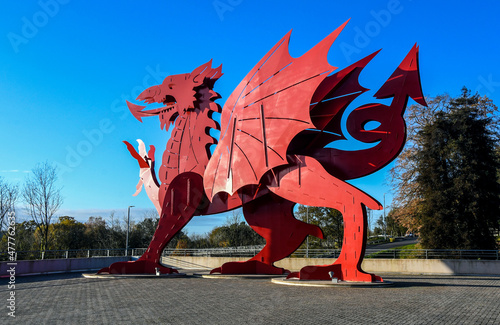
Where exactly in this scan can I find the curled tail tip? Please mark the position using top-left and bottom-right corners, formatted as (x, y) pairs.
(374, 43), (426, 107)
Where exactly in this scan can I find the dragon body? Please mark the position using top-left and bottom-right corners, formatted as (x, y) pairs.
(100, 20), (425, 282)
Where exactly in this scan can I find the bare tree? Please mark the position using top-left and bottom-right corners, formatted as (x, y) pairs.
(22, 162), (63, 251)
(0, 177), (18, 232)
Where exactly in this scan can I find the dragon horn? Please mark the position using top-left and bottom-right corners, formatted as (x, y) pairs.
(191, 59), (213, 84)
(374, 44), (427, 106)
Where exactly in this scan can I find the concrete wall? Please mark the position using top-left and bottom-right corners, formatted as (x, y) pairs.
(3, 256), (498, 276)
(361, 258), (500, 276)
(161, 256), (500, 276)
(0, 256), (130, 277)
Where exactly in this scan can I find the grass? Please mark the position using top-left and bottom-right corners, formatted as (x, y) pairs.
(365, 243), (424, 259)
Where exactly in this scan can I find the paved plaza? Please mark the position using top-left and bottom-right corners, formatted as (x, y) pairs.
(1, 271), (499, 324)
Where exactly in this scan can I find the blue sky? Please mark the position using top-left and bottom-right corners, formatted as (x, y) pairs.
(1, 1), (500, 234)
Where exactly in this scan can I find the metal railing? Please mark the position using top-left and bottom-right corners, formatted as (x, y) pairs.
(0, 248), (129, 261)
(1, 247), (498, 261)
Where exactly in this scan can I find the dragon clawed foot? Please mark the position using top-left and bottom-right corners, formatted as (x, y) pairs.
(123, 140), (154, 168)
(97, 259), (178, 275)
(210, 260), (289, 275)
(286, 264), (383, 282)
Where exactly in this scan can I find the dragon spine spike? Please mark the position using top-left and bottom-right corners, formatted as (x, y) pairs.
(310, 49), (379, 107)
(191, 59), (223, 84)
(300, 18), (350, 70)
(308, 50), (381, 133)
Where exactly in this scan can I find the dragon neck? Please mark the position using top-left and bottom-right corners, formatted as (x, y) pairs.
(158, 97), (220, 192)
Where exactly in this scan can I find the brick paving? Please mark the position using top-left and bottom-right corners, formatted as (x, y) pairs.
(1, 272), (500, 324)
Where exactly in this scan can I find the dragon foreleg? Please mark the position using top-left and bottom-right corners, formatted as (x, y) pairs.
(100, 172), (204, 275)
(124, 140), (162, 214)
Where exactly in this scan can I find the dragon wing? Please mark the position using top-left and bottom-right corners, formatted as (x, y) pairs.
(204, 21), (349, 199)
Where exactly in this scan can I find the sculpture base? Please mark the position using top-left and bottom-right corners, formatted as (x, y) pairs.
(272, 277), (392, 288)
(287, 264), (383, 282)
(198, 273), (285, 280)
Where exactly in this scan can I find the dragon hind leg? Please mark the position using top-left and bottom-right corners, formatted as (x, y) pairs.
(266, 155), (383, 282)
(98, 172), (204, 275)
(210, 192), (323, 275)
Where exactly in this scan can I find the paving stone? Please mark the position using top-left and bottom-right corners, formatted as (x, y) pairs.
(1, 273), (499, 324)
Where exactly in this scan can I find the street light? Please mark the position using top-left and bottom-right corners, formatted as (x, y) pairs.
(126, 205), (134, 256)
(383, 194), (386, 239)
(306, 205), (309, 258)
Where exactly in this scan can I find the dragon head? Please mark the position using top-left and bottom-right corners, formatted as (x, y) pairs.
(127, 60), (223, 130)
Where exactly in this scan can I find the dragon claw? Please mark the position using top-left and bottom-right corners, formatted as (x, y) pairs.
(123, 141), (149, 168)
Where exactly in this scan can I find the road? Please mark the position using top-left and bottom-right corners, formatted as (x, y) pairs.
(366, 237), (419, 253)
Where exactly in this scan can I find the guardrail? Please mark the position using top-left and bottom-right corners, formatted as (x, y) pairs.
(364, 249), (500, 260)
(163, 248), (499, 260)
(0, 248), (129, 261)
(2, 247), (498, 261)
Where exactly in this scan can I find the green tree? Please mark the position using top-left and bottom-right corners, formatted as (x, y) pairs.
(166, 230), (191, 249)
(296, 205), (343, 249)
(207, 212), (265, 247)
(84, 216), (114, 249)
(48, 216), (86, 250)
(129, 217), (159, 248)
(415, 89), (500, 249)
(385, 209), (408, 237)
(189, 233), (211, 248)
(390, 92), (499, 234)
(0, 221), (38, 253)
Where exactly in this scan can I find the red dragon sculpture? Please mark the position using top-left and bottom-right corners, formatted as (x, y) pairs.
(99, 20), (426, 282)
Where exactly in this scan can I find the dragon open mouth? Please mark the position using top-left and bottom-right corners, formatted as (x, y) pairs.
(126, 100), (178, 129)
(162, 95), (177, 106)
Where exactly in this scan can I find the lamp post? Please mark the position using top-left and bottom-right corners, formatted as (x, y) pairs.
(306, 205), (309, 258)
(126, 205), (134, 256)
(383, 194), (386, 239)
